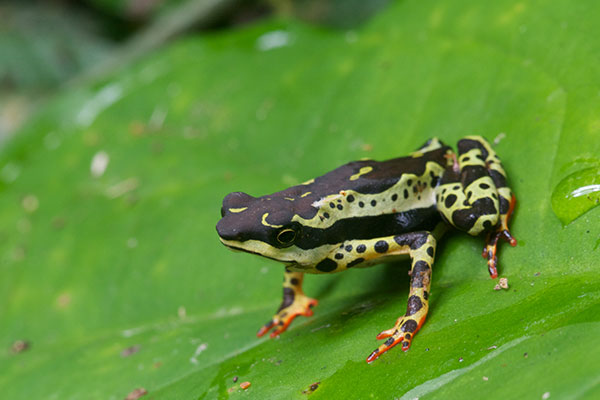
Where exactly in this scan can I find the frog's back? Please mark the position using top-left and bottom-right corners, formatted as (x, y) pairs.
(253, 145), (451, 244)
(306, 146), (450, 195)
(273, 145), (451, 210)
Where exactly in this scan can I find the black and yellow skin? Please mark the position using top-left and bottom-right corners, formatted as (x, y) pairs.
(216, 136), (516, 363)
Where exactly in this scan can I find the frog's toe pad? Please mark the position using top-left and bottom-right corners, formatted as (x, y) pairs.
(256, 296), (318, 338)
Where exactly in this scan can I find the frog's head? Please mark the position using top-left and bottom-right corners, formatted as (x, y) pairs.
(216, 191), (314, 265)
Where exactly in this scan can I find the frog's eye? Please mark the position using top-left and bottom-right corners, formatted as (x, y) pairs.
(276, 228), (296, 246)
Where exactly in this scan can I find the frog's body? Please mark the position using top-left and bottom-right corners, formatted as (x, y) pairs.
(216, 136), (516, 363)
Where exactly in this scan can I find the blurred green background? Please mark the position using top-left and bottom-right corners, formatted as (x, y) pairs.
(1, 1), (599, 399)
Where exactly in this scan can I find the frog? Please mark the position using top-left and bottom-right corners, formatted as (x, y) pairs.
(216, 136), (517, 363)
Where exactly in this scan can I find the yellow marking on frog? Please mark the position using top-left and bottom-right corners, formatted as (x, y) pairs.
(301, 192), (312, 198)
(228, 207), (248, 213)
(296, 162), (446, 230)
(488, 159), (507, 176)
(262, 213), (283, 228)
(411, 138), (443, 158)
(284, 197), (295, 201)
(310, 194), (343, 209)
(498, 187), (512, 201)
(301, 178), (315, 185)
(458, 148), (486, 167)
(463, 135), (507, 176)
(349, 166), (373, 181)
(220, 237), (335, 266)
(469, 214), (499, 236)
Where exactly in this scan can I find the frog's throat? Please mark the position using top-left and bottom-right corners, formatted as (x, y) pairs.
(220, 237), (296, 263)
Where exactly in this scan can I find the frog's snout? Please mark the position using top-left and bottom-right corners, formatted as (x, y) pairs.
(218, 191), (257, 241)
(216, 218), (241, 241)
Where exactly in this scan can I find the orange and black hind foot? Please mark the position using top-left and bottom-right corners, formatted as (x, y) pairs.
(482, 193), (517, 279)
(257, 270), (318, 338)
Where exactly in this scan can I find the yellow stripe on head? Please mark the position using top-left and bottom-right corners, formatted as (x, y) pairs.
(261, 213), (284, 228)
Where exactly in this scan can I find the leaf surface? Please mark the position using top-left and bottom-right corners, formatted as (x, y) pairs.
(2, 0), (600, 399)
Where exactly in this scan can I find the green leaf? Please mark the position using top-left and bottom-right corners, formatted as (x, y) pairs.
(2, 0), (600, 399)
(0, 2), (111, 90)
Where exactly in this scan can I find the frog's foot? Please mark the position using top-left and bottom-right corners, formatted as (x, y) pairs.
(366, 315), (426, 363)
(482, 194), (517, 279)
(257, 294), (318, 338)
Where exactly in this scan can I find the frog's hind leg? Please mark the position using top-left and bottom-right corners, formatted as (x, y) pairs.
(482, 192), (517, 278)
(411, 137), (447, 156)
(436, 136), (517, 278)
(472, 138), (518, 277)
(366, 231), (436, 363)
(257, 269), (318, 338)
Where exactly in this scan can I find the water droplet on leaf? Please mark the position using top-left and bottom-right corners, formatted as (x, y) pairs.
(551, 167), (600, 225)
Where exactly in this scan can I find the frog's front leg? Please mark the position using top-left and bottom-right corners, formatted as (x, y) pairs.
(257, 269), (318, 338)
(436, 136), (517, 278)
(355, 231), (436, 363)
